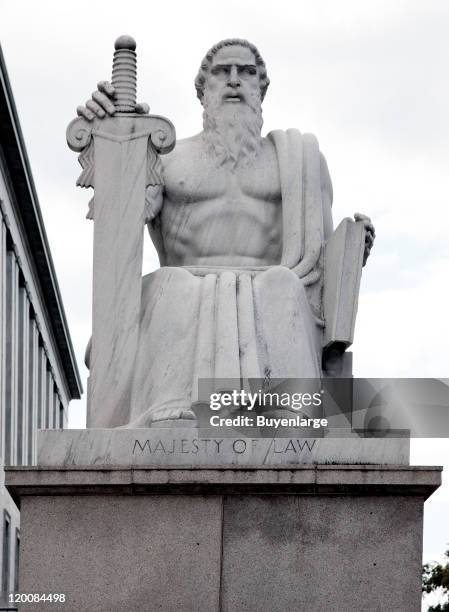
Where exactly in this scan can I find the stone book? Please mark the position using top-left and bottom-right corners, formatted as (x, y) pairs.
(324, 217), (366, 348)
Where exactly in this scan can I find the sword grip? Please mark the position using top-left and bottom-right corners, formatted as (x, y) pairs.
(112, 35), (137, 113)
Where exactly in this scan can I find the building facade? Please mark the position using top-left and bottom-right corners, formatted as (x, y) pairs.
(0, 45), (82, 606)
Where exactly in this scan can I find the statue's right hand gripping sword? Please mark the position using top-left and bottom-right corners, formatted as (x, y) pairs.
(66, 36), (176, 428)
(67, 35), (175, 194)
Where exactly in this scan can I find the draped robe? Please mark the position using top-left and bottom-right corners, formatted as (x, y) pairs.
(128, 129), (330, 425)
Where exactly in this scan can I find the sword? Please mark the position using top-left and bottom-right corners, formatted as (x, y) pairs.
(67, 35), (175, 427)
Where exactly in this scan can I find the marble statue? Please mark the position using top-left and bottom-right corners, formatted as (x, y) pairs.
(67, 37), (374, 428)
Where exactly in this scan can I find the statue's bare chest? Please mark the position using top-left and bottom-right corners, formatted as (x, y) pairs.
(159, 137), (283, 265)
(162, 139), (281, 204)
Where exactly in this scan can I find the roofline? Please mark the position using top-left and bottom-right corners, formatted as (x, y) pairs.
(0, 43), (82, 399)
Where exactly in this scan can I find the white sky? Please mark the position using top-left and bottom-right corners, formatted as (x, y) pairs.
(1, 0), (448, 577)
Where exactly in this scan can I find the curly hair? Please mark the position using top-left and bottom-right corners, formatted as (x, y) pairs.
(195, 39), (270, 102)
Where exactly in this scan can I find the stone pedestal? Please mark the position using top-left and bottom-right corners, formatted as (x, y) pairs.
(6, 464), (440, 612)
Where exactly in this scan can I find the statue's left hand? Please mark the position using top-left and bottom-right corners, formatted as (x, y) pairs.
(354, 212), (375, 266)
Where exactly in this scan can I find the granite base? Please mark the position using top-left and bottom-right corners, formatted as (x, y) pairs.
(6, 464), (441, 612)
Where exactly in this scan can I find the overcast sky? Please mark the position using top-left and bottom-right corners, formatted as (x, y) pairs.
(1, 0), (448, 577)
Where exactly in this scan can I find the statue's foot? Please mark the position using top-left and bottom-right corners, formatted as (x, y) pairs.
(151, 415), (198, 429)
(121, 406), (197, 429)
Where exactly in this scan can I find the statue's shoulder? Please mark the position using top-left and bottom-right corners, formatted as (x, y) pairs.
(160, 133), (204, 175)
(266, 128), (320, 149)
(267, 129), (328, 172)
(163, 133), (202, 158)
(266, 129), (332, 201)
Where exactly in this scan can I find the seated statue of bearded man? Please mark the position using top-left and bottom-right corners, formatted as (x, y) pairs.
(79, 38), (375, 427)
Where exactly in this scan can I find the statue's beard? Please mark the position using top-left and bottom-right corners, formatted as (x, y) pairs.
(202, 90), (263, 170)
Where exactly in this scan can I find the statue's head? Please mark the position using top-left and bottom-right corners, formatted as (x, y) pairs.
(196, 39), (269, 169)
(195, 39), (270, 104)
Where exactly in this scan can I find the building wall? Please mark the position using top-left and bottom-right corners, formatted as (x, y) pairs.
(0, 44), (80, 608)
(0, 111), (71, 608)
(0, 462), (20, 604)
(0, 159), (69, 424)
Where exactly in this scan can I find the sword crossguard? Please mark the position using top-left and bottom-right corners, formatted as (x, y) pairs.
(112, 35), (137, 112)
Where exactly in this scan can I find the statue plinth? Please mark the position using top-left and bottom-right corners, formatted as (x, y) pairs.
(35, 428), (410, 466)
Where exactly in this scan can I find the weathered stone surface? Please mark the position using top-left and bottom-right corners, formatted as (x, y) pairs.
(6, 465), (441, 499)
(19, 495), (222, 612)
(323, 217), (366, 348)
(67, 37), (175, 428)
(221, 495), (424, 612)
(36, 428), (410, 467)
(6, 465), (440, 612)
(68, 37), (375, 428)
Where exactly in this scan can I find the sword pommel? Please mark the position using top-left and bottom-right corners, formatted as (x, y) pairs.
(112, 35), (137, 112)
(114, 35), (136, 51)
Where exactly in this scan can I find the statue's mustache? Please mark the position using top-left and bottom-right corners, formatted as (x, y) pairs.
(203, 89), (261, 116)
(221, 88), (247, 103)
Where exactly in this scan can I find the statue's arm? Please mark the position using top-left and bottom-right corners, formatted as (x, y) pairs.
(145, 184), (164, 222)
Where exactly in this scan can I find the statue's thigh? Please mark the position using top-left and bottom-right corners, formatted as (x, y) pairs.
(133, 268), (202, 406)
(253, 267), (321, 378)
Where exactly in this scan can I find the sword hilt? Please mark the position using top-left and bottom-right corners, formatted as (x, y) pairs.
(112, 35), (137, 112)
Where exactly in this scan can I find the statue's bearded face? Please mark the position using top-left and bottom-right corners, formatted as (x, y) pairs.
(202, 45), (263, 169)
